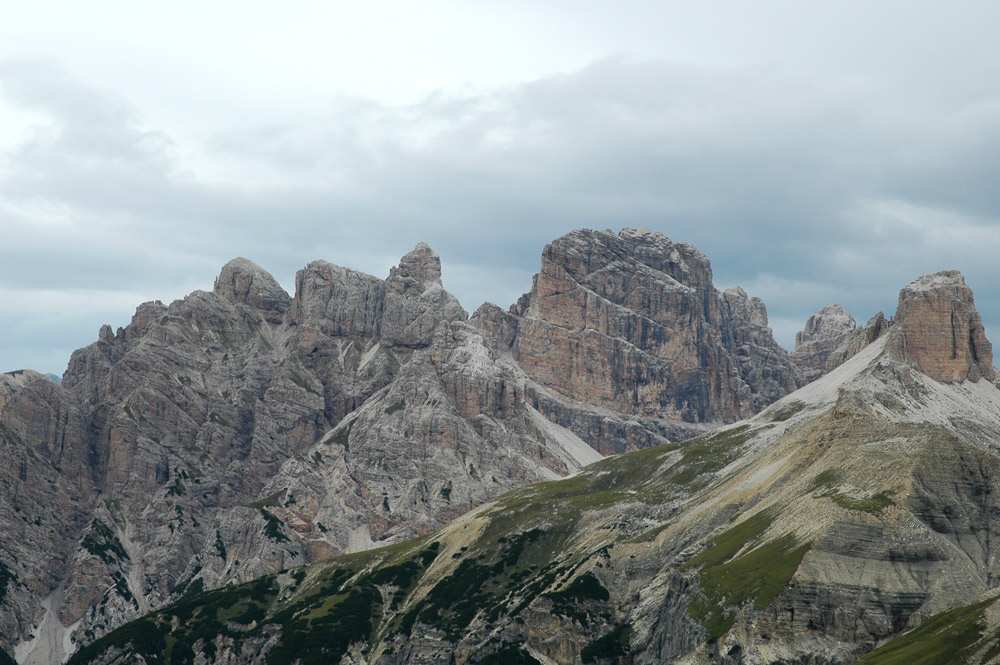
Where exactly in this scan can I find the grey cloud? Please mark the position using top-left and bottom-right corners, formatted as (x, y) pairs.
(3, 57), (1000, 373)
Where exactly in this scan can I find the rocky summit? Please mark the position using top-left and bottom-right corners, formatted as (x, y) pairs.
(61, 264), (1000, 665)
(0, 229), (803, 664)
(789, 304), (856, 384)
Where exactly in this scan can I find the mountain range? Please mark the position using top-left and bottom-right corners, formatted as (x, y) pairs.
(3, 228), (996, 664)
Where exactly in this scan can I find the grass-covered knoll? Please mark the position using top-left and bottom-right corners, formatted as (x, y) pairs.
(670, 424), (758, 489)
(684, 510), (810, 642)
(329, 417), (355, 450)
(484, 422), (762, 545)
(855, 595), (996, 665)
(811, 469), (896, 514)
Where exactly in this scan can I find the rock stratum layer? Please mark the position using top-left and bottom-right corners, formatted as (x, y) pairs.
(66, 268), (1000, 665)
(0, 229), (799, 663)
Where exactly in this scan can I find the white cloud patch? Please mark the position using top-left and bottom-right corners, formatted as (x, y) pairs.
(2, 47), (1000, 374)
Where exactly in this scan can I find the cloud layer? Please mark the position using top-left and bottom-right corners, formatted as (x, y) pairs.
(3, 7), (1000, 375)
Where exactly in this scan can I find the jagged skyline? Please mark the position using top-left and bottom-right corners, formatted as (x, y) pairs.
(3, 1), (1000, 375)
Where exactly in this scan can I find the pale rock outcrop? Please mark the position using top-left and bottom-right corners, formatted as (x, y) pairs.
(790, 304), (857, 383)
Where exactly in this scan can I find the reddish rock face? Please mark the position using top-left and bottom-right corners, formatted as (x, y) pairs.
(892, 271), (995, 382)
(512, 228), (799, 423)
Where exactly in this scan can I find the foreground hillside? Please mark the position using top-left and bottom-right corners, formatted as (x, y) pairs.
(67, 271), (1000, 664)
(0, 229), (803, 663)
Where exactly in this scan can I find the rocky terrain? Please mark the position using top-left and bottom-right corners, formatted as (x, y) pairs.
(789, 304), (856, 383)
(63, 269), (1000, 665)
(0, 228), (803, 663)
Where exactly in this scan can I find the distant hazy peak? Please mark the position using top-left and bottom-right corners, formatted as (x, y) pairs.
(794, 304), (856, 349)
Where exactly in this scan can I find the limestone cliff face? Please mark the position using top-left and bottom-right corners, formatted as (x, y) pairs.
(0, 371), (91, 662)
(3, 231), (806, 663)
(3, 245), (474, 662)
(790, 304), (856, 383)
(889, 270), (995, 382)
(512, 228), (799, 423)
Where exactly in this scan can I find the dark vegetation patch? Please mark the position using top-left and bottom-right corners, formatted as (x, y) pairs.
(81, 519), (130, 565)
(684, 510), (810, 642)
(670, 424), (755, 489)
(288, 371), (319, 396)
(854, 595), (993, 665)
(400, 530), (551, 641)
(0, 423), (26, 447)
(214, 531), (227, 560)
(260, 509), (290, 543)
(0, 561), (16, 602)
(384, 400), (405, 415)
(768, 401), (807, 422)
(542, 572), (610, 625)
(69, 539), (441, 665)
(263, 542), (441, 664)
(811, 470), (895, 514)
(810, 469), (842, 491)
(208, 412), (230, 427)
(831, 491), (895, 514)
(581, 623), (632, 663)
(69, 576), (279, 665)
(474, 644), (542, 665)
(245, 490), (285, 510)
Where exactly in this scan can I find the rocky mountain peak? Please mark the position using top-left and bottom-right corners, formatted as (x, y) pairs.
(213, 257), (290, 323)
(511, 228), (798, 424)
(387, 242), (443, 294)
(890, 270), (995, 382)
(795, 304), (856, 348)
(721, 286), (768, 328)
(790, 304), (857, 383)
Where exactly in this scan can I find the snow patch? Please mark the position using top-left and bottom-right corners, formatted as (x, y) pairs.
(15, 583), (79, 665)
(528, 407), (604, 471)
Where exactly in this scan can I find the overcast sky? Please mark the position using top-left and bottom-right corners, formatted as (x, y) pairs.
(3, 1), (1000, 376)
